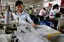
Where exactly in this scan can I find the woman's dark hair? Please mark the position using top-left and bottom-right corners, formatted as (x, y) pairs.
(29, 8), (32, 10)
(53, 4), (59, 10)
(15, 0), (23, 7)
(43, 7), (46, 10)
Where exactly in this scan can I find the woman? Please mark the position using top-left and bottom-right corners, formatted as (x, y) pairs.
(39, 7), (46, 21)
(12, 1), (36, 27)
(49, 4), (63, 30)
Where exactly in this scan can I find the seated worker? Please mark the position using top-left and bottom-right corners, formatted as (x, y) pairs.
(12, 1), (36, 27)
(49, 4), (63, 30)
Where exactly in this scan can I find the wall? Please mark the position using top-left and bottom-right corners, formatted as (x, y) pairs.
(43, 0), (61, 7)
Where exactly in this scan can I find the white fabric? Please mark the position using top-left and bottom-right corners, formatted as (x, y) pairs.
(17, 19), (44, 39)
(16, 23), (49, 42)
(17, 26), (30, 33)
(0, 35), (8, 42)
(15, 32), (49, 42)
(0, 29), (12, 42)
(5, 34), (12, 42)
(16, 17), (36, 32)
(13, 16), (49, 42)
(0, 34), (12, 42)
(49, 9), (59, 18)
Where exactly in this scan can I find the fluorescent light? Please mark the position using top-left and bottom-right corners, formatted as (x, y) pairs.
(30, 6), (33, 7)
(38, 5), (40, 7)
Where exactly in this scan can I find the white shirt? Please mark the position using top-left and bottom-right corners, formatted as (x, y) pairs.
(49, 9), (59, 18)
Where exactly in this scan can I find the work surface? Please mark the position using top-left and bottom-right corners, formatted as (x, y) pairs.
(35, 25), (61, 38)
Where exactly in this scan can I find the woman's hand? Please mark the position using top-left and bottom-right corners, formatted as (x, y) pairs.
(31, 23), (36, 27)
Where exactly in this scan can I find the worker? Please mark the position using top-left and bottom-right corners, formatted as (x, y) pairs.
(39, 7), (46, 21)
(34, 9), (39, 14)
(29, 7), (33, 15)
(49, 4), (64, 30)
(12, 0), (36, 27)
